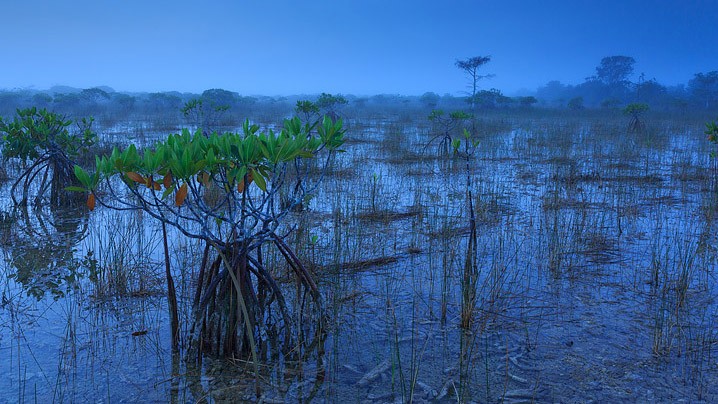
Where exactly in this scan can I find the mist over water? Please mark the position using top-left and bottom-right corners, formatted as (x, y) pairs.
(1, 1), (718, 402)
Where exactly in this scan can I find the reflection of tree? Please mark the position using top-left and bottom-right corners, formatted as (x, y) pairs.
(1, 204), (88, 300)
(0, 108), (96, 206)
(183, 322), (327, 401)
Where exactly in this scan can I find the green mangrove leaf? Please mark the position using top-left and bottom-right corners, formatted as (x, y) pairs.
(74, 165), (91, 187)
(252, 169), (267, 192)
(452, 139), (461, 152)
(161, 184), (175, 200)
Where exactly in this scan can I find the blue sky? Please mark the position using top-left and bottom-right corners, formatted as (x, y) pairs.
(1, 0), (715, 96)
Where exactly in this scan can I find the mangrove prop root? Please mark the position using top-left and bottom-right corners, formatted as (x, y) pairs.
(188, 237), (319, 359)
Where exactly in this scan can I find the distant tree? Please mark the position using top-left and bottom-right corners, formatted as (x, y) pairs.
(146, 92), (183, 113)
(455, 55), (492, 110)
(111, 93), (136, 114)
(181, 98), (229, 135)
(600, 98), (622, 109)
(80, 88), (111, 103)
(295, 100), (319, 122)
(516, 96), (538, 108)
(49, 85), (81, 94)
(468, 88), (510, 109)
(202, 88), (239, 109)
(688, 71), (718, 109)
(53, 93), (81, 112)
(573, 79), (610, 107)
(595, 56), (635, 86)
(237, 95), (257, 107)
(570, 56), (637, 106)
(315, 93), (347, 118)
(670, 97), (689, 114)
(370, 94), (388, 104)
(31, 93), (53, 109)
(353, 97), (368, 109)
(567, 96), (584, 110)
(95, 86), (115, 94)
(635, 78), (668, 108)
(79, 88), (111, 115)
(536, 80), (572, 106)
(437, 94), (463, 109)
(0, 92), (25, 114)
(420, 92), (440, 109)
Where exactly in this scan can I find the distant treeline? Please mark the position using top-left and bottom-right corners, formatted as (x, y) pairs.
(534, 56), (717, 111)
(0, 56), (715, 126)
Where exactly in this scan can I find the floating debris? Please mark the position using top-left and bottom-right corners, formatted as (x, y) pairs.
(357, 358), (391, 386)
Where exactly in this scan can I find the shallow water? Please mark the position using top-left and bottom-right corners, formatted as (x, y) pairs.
(1, 115), (718, 402)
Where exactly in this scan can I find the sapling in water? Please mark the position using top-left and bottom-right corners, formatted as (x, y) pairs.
(453, 129), (480, 329)
(0, 108), (96, 206)
(624, 102), (649, 133)
(72, 115), (345, 362)
(427, 110), (473, 156)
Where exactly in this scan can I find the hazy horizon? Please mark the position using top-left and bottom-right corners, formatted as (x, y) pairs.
(1, 0), (715, 97)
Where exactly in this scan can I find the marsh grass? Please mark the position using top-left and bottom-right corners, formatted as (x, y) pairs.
(2, 106), (718, 401)
(166, 106), (718, 400)
(83, 210), (163, 299)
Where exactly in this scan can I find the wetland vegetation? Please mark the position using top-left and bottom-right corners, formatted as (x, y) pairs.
(2, 61), (718, 402)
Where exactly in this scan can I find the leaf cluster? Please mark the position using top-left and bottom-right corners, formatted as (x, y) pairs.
(315, 93), (347, 111)
(0, 107), (96, 162)
(455, 56), (492, 73)
(623, 102), (650, 117)
(452, 128), (480, 155)
(428, 109), (473, 127)
(74, 116), (345, 207)
(706, 120), (718, 143)
(295, 100), (320, 122)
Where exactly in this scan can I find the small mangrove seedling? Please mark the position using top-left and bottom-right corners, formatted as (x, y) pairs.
(624, 102), (650, 133)
(706, 120), (718, 146)
(427, 110), (473, 155)
(0, 107), (96, 206)
(453, 129), (481, 329)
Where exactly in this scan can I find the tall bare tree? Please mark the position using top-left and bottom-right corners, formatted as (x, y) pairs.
(455, 56), (492, 110)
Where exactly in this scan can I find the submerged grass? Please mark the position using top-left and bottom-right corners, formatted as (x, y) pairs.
(2, 107), (718, 401)
(82, 210), (164, 299)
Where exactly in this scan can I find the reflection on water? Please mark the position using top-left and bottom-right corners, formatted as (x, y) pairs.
(1, 117), (718, 402)
(2, 204), (88, 300)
